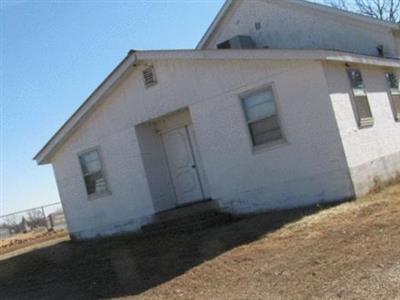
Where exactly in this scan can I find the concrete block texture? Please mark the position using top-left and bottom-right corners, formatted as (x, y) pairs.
(324, 62), (400, 198)
(349, 151), (400, 197)
(50, 58), (399, 240)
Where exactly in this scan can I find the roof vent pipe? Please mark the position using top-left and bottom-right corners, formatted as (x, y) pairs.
(377, 45), (384, 57)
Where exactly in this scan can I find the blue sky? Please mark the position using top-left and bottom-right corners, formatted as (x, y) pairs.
(1, 0), (225, 215)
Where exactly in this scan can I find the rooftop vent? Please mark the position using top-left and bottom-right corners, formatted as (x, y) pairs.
(377, 45), (384, 57)
(143, 66), (157, 88)
(217, 35), (256, 49)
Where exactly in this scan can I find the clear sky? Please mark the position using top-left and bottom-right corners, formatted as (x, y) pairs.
(1, 0), (225, 215)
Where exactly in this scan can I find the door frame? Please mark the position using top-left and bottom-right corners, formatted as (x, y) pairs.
(160, 124), (206, 207)
(184, 125), (206, 200)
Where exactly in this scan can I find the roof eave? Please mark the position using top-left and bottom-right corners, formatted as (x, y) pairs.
(135, 49), (400, 67)
(34, 51), (138, 165)
(196, 0), (234, 49)
(34, 49), (400, 165)
(323, 53), (400, 68)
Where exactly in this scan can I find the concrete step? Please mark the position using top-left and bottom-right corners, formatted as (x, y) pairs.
(141, 210), (239, 236)
(154, 200), (218, 222)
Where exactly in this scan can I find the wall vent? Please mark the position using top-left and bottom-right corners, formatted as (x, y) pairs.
(143, 66), (157, 88)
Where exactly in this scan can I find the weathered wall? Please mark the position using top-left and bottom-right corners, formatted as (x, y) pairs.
(51, 77), (156, 240)
(203, 0), (398, 58)
(185, 60), (354, 213)
(135, 122), (176, 213)
(51, 58), (355, 238)
(323, 62), (400, 196)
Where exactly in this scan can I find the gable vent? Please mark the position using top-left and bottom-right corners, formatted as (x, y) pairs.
(143, 66), (157, 88)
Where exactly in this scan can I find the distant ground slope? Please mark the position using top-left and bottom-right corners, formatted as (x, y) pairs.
(0, 184), (399, 300)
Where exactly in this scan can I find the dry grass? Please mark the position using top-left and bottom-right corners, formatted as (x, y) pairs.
(0, 229), (68, 255)
(368, 173), (400, 194)
(130, 184), (400, 300)
(0, 184), (399, 300)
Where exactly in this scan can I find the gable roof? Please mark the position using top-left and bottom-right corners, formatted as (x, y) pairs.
(197, 0), (400, 49)
(34, 48), (400, 165)
(34, 51), (137, 165)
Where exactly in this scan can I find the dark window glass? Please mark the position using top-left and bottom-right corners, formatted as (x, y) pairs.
(392, 94), (400, 121)
(354, 96), (373, 127)
(386, 72), (399, 91)
(79, 150), (108, 195)
(385, 72), (400, 121)
(242, 88), (282, 146)
(249, 115), (282, 146)
(347, 69), (373, 127)
(347, 69), (365, 91)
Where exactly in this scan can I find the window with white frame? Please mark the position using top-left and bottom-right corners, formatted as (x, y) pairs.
(347, 69), (374, 128)
(79, 149), (108, 196)
(385, 72), (400, 121)
(241, 87), (283, 147)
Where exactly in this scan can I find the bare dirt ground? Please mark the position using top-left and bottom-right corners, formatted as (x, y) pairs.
(0, 184), (399, 300)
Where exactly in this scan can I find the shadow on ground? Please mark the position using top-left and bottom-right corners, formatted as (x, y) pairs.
(0, 204), (338, 300)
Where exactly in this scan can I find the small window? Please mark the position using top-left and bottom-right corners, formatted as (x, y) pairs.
(347, 69), (374, 128)
(241, 87), (283, 147)
(79, 149), (108, 196)
(143, 66), (157, 88)
(385, 72), (400, 121)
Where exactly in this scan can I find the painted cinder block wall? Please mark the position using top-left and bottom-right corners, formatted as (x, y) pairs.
(188, 61), (354, 213)
(51, 59), (354, 239)
(202, 0), (399, 58)
(323, 63), (400, 196)
(136, 122), (176, 213)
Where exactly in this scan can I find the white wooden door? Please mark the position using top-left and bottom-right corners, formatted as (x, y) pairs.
(162, 126), (204, 206)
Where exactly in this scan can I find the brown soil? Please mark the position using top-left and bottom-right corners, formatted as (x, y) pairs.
(0, 185), (399, 300)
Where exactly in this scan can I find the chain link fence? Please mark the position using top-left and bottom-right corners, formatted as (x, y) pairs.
(0, 203), (67, 240)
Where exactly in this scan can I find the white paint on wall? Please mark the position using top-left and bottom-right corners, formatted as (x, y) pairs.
(188, 60), (354, 213)
(51, 58), (356, 239)
(136, 122), (176, 213)
(203, 0), (398, 58)
(51, 88), (156, 238)
(43, 0), (400, 239)
(323, 62), (400, 196)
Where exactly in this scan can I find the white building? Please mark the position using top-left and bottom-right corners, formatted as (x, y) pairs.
(35, 0), (400, 240)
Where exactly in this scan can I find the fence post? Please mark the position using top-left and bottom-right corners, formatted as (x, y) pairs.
(0, 202), (65, 239)
(49, 214), (54, 230)
(41, 206), (49, 230)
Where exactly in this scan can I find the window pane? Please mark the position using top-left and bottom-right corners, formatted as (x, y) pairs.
(79, 151), (101, 174)
(354, 96), (373, 126)
(249, 115), (282, 146)
(84, 171), (107, 195)
(81, 151), (99, 164)
(392, 94), (400, 120)
(386, 73), (399, 89)
(243, 89), (276, 122)
(347, 69), (365, 90)
(84, 159), (101, 174)
(79, 150), (108, 195)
